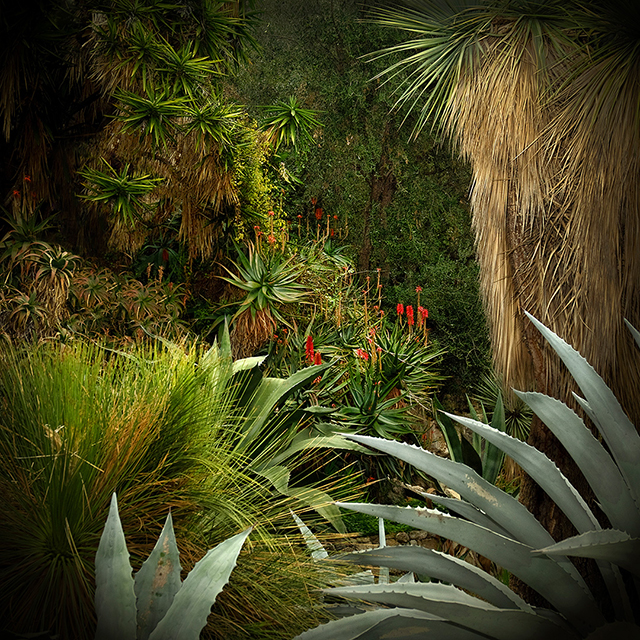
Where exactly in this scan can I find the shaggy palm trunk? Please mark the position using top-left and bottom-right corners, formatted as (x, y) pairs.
(446, 40), (640, 610)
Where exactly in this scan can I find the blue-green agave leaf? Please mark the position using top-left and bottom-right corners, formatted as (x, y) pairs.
(134, 512), (182, 640)
(335, 502), (603, 634)
(515, 391), (640, 537)
(291, 511), (328, 560)
(428, 494), (513, 538)
(294, 607), (484, 640)
(148, 527), (252, 640)
(525, 312), (640, 503)
(95, 493), (137, 640)
(444, 412), (601, 534)
(326, 583), (579, 640)
(342, 434), (557, 550)
(537, 530), (640, 579)
(338, 546), (532, 611)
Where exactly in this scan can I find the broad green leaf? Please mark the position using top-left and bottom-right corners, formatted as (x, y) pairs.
(288, 485), (346, 533)
(326, 583), (578, 640)
(255, 466), (345, 532)
(134, 512), (182, 640)
(267, 429), (369, 467)
(339, 546), (532, 611)
(537, 530), (640, 579)
(232, 356), (266, 373)
(294, 607), (482, 640)
(482, 392), (506, 484)
(335, 502), (602, 634)
(444, 413), (601, 534)
(526, 312), (640, 503)
(149, 528), (251, 640)
(342, 434), (557, 550)
(459, 434), (483, 477)
(238, 363), (332, 449)
(95, 493), (137, 640)
(515, 391), (640, 537)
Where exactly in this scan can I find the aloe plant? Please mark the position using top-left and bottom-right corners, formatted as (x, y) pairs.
(295, 313), (640, 639)
(95, 493), (251, 640)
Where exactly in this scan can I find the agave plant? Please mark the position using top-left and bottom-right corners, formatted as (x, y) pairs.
(95, 493), (250, 640)
(295, 313), (640, 639)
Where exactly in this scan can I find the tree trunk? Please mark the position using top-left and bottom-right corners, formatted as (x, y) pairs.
(505, 197), (613, 617)
(357, 130), (396, 273)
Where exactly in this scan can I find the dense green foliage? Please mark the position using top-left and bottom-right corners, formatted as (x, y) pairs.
(226, 0), (491, 395)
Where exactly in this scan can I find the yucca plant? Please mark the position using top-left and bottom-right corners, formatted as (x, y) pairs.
(261, 96), (322, 152)
(295, 313), (640, 639)
(79, 160), (164, 227)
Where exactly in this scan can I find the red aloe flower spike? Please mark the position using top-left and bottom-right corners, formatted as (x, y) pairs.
(268, 210), (275, 216)
(315, 208), (323, 220)
(305, 335), (314, 362)
(314, 351), (322, 365)
(407, 305), (415, 327)
(396, 303), (404, 316)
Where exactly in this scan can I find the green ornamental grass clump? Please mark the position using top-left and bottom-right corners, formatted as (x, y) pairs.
(0, 334), (353, 639)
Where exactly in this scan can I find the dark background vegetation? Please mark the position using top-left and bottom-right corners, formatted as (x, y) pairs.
(228, 0), (490, 396)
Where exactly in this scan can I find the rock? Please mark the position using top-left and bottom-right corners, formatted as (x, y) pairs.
(409, 530), (429, 540)
(395, 531), (410, 544)
(418, 537), (439, 550)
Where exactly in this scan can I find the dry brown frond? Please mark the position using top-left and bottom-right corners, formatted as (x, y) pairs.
(230, 307), (275, 359)
(442, 29), (640, 424)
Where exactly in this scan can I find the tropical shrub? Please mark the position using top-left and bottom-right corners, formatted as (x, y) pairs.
(295, 313), (640, 639)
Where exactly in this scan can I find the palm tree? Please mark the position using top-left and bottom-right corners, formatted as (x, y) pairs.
(367, 0), (640, 594)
